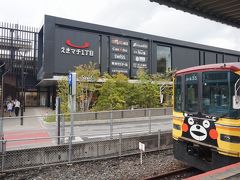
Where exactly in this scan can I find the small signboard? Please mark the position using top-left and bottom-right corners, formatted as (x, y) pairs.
(160, 94), (164, 104)
(139, 142), (145, 152)
(110, 36), (130, 76)
(139, 142), (145, 165)
(68, 74), (72, 85)
(68, 72), (77, 95)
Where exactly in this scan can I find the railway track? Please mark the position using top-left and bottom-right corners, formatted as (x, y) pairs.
(144, 167), (199, 180)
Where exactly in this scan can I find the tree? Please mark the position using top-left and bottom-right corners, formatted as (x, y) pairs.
(135, 69), (160, 108)
(75, 62), (100, 111)
(57, 77), (69, 113)
(57, 62), (100, 113)
(56, 65), (174, 113)
(93, 73), (130, 111)
(151, 70), (175, 107)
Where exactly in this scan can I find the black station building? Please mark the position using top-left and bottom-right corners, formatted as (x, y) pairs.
(2, 15), (240, 109)
(37, 15), (240, 109)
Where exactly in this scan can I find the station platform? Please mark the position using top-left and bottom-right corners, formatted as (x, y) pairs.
(185, 162), (240, 180)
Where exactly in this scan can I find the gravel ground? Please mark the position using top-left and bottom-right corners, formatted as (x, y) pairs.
(3, 152), (188, 180)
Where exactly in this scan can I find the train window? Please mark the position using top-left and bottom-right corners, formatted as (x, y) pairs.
(229, 72), (240, 118)
(185, 73), (198, 113)
(202, 71), (230, 117)
(174, 76), (182, 112)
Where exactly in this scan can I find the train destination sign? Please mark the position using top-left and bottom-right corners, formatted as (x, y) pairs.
(186, 73), (198, 82)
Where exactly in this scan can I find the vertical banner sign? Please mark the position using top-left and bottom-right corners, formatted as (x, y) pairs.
(68, 72), (77, 141)
(110, 37), (130, 76)
(131, 40), (149, 77)
(68, 73), (72, 95)
(68, 72), (77, 95)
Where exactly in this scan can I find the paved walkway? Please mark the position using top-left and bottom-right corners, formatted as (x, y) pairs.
(3, 107), (55, 150)
(3, 107), (54, 131)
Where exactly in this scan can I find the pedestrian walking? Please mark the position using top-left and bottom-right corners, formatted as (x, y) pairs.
(7, 101), (13, 117)
(14, 99), (20, 116)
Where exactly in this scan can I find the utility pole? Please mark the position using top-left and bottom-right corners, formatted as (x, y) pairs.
(0, 63), (6, 153)
(20, 53), (24, 125)
(68, 72), (77, 141)
(19, 49), (27, 125)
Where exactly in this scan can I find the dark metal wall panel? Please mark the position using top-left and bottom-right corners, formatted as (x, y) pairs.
(204, 51), (217, 65)
(100, 35), (109, 74)
(199, 51), (204, 65)
(217, 54), (224, 63)
(37, 28), (43, 74)
(151, 43), (157, 74)
(43, 16), (56, 78)
(172, 46), (199, 70)
(224, 54), (239, 63)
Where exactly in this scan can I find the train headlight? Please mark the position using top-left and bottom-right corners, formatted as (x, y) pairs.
(173, 124), (181, 130)
(220, 134), (240, 143)
(184, 113), (188, 117)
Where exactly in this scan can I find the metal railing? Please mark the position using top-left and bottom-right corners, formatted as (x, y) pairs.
(1, 108), (172, 148)
(0, 130), (173, 172)
(0, 108), (173, 172)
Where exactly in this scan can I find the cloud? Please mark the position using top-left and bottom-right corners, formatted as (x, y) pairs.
(1, 0), (240, 51)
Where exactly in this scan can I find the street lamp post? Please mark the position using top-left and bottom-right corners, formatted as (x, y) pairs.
(20, 54), (24, 125)
(0, 63), (6, 153)
(19, 49), (27, 125)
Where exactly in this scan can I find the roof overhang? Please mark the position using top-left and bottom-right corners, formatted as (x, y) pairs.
(150, 0), (240, 28)
(36, 75), (173, 87)
(36, 76), (66, 86)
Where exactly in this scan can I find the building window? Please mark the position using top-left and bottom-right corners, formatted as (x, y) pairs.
(157, 46), (171, 73)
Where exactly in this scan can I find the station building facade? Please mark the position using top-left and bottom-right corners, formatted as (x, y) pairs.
(37, 15), (240, 109)
(2, 15), (240, 109)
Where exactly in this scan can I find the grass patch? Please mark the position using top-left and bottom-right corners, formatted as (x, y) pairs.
(43, 114), (71, 123)
(43, 115), (56, 123)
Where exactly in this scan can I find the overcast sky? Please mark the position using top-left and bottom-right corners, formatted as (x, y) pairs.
(1, 0), (240, 51)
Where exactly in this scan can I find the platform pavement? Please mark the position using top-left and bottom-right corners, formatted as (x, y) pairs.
(185, 162), (240, 180)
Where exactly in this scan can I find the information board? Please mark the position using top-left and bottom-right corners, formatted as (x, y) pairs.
(131, 40), (149, 77)
(109, 37), (130, 76)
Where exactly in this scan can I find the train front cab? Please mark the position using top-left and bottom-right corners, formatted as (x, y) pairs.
(172, 63), (240, 171)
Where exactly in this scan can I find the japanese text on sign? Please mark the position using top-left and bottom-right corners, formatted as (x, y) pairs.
(61, 47), (94, 57)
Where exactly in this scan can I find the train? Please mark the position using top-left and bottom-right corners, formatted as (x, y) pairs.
(172, 63), (240, 171)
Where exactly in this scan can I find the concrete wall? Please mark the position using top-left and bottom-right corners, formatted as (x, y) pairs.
(2, 131), (172, 171)
(74, 107), (172, 121)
